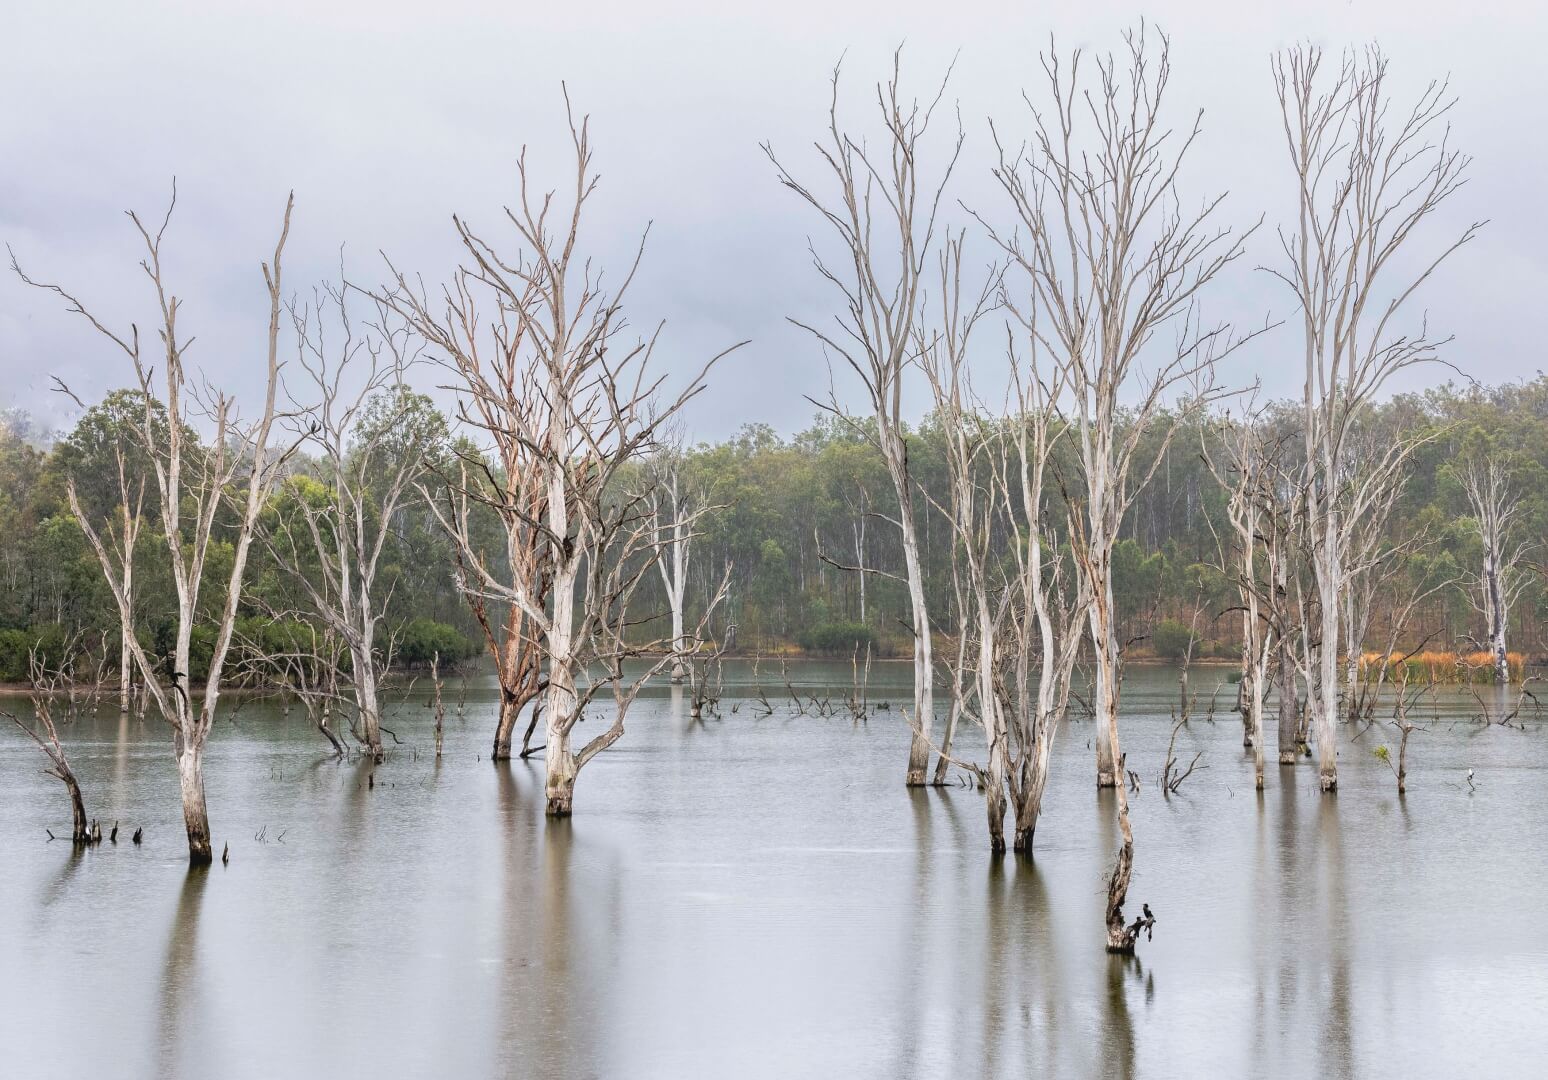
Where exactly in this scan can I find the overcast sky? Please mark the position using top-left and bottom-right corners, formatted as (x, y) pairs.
(3, 0), (1543, 443)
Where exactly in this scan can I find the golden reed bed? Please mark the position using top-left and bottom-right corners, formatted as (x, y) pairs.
(1358, 650), (1526, 684)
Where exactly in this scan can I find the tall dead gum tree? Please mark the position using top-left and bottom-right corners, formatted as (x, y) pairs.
(985, 25), (1261, 951)
(1270, 44), (1482, 791)
(920, 233), (1091, 854)
(985, 26), (1258, 798)
(1457, 455), (1527, 684)
(387, 97), (742, 814)
(648, 438), (706, 684)
(766, 51), (961, 786)
(267, 282), (441, 762)
(16, 188), (298, 863)
(1202, 403), (1281, 789)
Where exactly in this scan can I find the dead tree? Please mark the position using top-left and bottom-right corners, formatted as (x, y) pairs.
(1202, 403), (1276, 789)
(1456, 455), (1528, 684)
(1376, 658), (1434, 795)
(267, 282), (442, 762)
(916, 234), (1007, 846)
(431, 651), (446, 758)
(232, 620), (349, 757)
(985, 25), (1264, 951)
(994, 325), (1091, 853)
(1269, 44), (1482, 791)
(17, 188), (298, 863)
(4, 644), (92, 842)
(648, 439), (705, 684)
(766, 49), (960, 786)
(387, 95), (743, 814)
(984, 26), (1260, 794)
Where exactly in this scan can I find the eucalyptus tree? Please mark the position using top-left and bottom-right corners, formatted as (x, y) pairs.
(268, 284), (447, 762)
(648, 439), (705, 683)
(985, 25), (1260, 951)
(1202, 404), (1277, 788)
(766, 51), (960, 786)
(15, 189), (298, 863)
(1270, 44), (1482, 790)
(386, 97), (742, 813)
(985, 27), (1259, 795)
(1456, 454), (1528, 682)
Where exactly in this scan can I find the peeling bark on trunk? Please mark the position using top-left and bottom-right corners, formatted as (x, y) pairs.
(492, 693), (521, 761)
(352, 645), (385, 763)
(544, 730), (576, 817)
(1315, 574), (1339, 790)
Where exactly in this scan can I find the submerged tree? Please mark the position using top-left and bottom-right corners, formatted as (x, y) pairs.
(986, 26), (1257, 793)
(1270, 43), (1482, 791)
(3, 643), (92, 842)
(766, 51), (960, 786)
(1202, 405), (1275, 789)
(16, 188), (298, 863)
(388, 96), (742, 814)
(268, 284), (447, 762)
(986, 25), (1259, 950)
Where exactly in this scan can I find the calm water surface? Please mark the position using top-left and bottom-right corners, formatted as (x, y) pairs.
(2, 661), (1545, 1079)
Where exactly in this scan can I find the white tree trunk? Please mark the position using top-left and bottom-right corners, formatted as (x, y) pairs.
(176, 732), (212, 864)
(1314, 521), (1341, 790)
(544, 558), (580, 816)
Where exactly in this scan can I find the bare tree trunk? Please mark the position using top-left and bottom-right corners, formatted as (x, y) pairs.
(544, 562), (580, 817)
(352, 643), (385, 762)
(1315, 560), (1340, 790)
(901, 518), (935, 786)
(493, 692), (521, 760)
(65, 766), (89, 843)
(1104, 755), (1140, 952)
(432, 651), (445, 759)
(1278, 642), (1298, 765)
(177, 736), (212, 865)
(1091, 598), (1120, 788)
(544, 724), (577, 816)
(119, 627), (132, 716)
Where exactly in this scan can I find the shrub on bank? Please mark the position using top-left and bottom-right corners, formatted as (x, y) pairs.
(798, 620), (876, 656)
(1151, 619), (1197, 660)
(393, 618), (478, 668)
(0, 624), (69, 682)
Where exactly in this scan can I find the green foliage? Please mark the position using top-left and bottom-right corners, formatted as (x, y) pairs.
(1152, 618), (1197, 660)
(394, 618), (478, 668)
(8, 373), (1548, 679)
(0, 625), (69, 681)
(797, 621), (876, 656)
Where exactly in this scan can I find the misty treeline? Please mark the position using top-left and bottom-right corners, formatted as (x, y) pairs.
(0, 28), (1515, 951)
(5, 387), (1541, 686)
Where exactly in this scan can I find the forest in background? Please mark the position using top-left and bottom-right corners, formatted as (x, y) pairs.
(3, 373), (1543, 682)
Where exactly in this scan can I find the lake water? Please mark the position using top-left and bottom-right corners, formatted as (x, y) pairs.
(1, 661), (1544, 1079)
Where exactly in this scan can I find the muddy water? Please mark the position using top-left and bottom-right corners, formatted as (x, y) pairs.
(1, 661), (1544, 1078)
